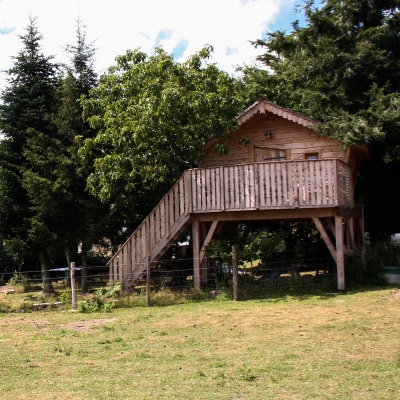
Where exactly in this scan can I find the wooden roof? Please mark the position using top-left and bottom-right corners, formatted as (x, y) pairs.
(203, 99), (317, 151)
(236, 99), (316, 127)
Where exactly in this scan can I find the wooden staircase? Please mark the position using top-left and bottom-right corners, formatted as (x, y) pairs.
(108, 172), (193, 291)
(108, 159), (354, 291)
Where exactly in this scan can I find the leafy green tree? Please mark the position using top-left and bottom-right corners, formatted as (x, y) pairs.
(205, 225), (286, 267)
(80, 46), (243, 220)
(0, 17), (59, 293)
(52, 21), (103, 292)
(241, 0), (400, 237)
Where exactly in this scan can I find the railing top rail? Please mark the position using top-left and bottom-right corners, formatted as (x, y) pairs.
(107, 171), (189, 265)
(189, 158), (345, 171)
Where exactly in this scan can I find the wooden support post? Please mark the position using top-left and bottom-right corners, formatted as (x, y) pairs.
(358, 206), (366, 265)
(192, 218), (201, 288)
(346, 217), (356, 252)
(146, 254), (151, 307)
(232, 245), (239, 301)
(335, 215), (345, 291)
(312, 217), (337, 262)
(70, 262), (77, 310)
(200, 222), (208, 285)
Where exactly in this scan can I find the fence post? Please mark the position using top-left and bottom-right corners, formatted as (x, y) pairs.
(146, 254), (151, 307)
(70, 262), (77, 310)
(232, 245), (239, 301)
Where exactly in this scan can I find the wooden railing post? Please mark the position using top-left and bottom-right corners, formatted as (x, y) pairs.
(70, 262), (77, 310)
(335, 215), (345, 291)
(146, 254), (151, 307)
(232, 245), (239, 301)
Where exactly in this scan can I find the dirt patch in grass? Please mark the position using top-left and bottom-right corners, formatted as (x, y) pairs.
(0, 315), (51, 328)
(60, 317), (117, 332)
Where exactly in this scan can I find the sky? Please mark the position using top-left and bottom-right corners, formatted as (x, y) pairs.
(0, 0), (308, 92)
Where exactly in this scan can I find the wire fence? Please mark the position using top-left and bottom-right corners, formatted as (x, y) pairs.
(145, 256), (337, 300)
(1, 253), (337, 304)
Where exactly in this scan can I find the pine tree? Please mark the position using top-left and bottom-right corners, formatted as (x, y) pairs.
(52, 21), (125, 292)
(0, 17), (59, 293)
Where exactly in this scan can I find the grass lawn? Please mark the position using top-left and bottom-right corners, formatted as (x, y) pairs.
(0, 286), (399, 399)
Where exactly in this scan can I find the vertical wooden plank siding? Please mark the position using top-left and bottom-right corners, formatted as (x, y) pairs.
(215, 167), (221, 210)
(219, 167), (225, 211)
(192, 170), (198, 212)
(107, 159), (355, 285)
(200, 169), (205, 211)
(281, 163), (288, 208)
(303, 160), (309, 205)
(267, 162), (272, 207)
(327, 160), (334, 204)
(179, 176), (185, 216)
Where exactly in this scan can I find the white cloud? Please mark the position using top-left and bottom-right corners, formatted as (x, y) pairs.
(0, 0), (296, 91)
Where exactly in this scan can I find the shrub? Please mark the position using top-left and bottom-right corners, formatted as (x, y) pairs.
(77, 283), (121, 313)
(345, 241), (399, 286)
(8, 271), (32, 292)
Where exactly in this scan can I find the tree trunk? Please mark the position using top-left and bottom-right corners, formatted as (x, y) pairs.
(39, 249), (54, 295)
(81, 241), (89, 294)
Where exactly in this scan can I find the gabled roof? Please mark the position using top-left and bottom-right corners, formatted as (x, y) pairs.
(236, 99), (316, 127)
(203, 99), (317, 151)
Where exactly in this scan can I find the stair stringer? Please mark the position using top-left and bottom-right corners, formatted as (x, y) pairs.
(107, 171), (193, 292)
(127, 213), (192, 290)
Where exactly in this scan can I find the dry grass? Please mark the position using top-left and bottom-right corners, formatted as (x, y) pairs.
(0, 287), (399, 399)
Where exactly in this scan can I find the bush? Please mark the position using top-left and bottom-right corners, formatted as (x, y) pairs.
(77, 283), (121, 313)
(8, 271), (32, 292)
(345, 241), (400, 286)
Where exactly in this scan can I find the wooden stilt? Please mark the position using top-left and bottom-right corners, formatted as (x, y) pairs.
(192, 218), (201, 288)
(358, 206), (366, 265)
(200, 223), (208, 285)
(146, 254), (151, 307)
(335, 215), (345, 291)
(232, 245), (239, 301)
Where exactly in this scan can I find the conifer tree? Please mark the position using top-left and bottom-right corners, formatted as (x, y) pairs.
(0, 17), (59, 293)
(52, 20), (119, 292)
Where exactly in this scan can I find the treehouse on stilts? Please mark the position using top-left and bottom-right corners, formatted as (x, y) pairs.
(107, 100), (367, 292)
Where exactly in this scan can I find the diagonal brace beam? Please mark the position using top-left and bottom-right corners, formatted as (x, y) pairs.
(312, 217), (337, 262)
(199, 221), (219, 265)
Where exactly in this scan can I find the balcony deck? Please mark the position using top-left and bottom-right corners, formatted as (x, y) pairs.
(108, 159), (355, 291)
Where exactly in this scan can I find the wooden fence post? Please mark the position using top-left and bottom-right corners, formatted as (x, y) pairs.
(232, 245), (239, 301)
(146, 254), (151, 307)
(70, 262), (77, 310)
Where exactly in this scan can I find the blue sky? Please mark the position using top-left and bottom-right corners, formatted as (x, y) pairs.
(0, 0), (310, 92)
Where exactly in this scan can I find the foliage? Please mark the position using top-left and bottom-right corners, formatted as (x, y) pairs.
(345, 241), (400, 286)
(79, 46), (242, 220)
(205, 224), (316, 266)
(77, 282), (121, 313)
(0, 17), (59, 293)
(7, 271), (31, 292)
(241, 0), (400, 237)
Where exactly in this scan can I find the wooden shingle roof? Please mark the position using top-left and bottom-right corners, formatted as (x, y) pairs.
(236, 99), (316, 127)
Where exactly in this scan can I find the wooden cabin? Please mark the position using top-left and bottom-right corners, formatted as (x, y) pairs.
(108, 99), (367, 292)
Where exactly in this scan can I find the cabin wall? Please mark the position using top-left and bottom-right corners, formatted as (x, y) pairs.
(200, 112), (347, 168)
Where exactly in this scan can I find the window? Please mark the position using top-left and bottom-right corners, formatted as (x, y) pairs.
(254, 147), (286, 162)
(304, 152), (319, 160)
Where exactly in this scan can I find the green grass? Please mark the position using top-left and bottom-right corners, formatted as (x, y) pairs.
(0, 287), (399, 399)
